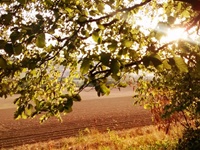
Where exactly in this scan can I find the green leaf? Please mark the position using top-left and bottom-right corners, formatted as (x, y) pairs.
(25, 104), (33, 116)
(0, 40), (6, 49)
(107, 41), (118, 51)
(142, 56), (150, 67)
(177, 2), (182, 11)
(92, 31), (99, 43)
(144, 104), (151, 109)
(174, 56), (188, 73)
(17, 0), (27, 5)
(65, 7), (73, 13)
(80, 58), (91, 74)
(163, 59), (171, 70)
(97, 3), (105, 13)
(36, 33), (46, 48)
(122, 40), (133, 48)
(10, 31), (21, 43)
(110, 59), (120, 74)
(78, 16), (87, 23)
(143, 54), (162, 68)
(14, 43), (23, 55)
(129, 50), (137, 59)
(98, 24), (105, 30)
(72, 94), (81, 101)
(45, 0), (53, 6)
(182, 10), (190, 18)
(97, 36), (102, 44)
(118, 49), (128, 56)
(100, 84), (110, 95)
(0, 57), (7, 69)
(150, 54), (162, 68)
(4, 43), (14, 56)
(100, 52), (111, 66)
(21, 111), (28, 119)
(89, 10), (98, 16)
(81, 29), (89, 37)
(63, 99), (73, 112)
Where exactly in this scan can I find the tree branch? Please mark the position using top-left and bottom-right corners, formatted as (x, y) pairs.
(87, 0), (152, 23)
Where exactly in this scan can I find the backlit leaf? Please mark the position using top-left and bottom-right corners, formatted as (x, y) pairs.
(97, 3), (105, 13)
(163, 59), (171, 70)
(107, 41), (118, 51)
(100, 84), (110, 95)
(182, 10), (190, 18)
(174, 56), (188, 73)
(21, 111), (28, 119)
(92, 31), (99, 42)
(144, 104), (151, 109)
(36, 33), (46, 48)
(80, 58), (91, 74)
(78, 16), (87, 23)
(122, 40), (133, 48)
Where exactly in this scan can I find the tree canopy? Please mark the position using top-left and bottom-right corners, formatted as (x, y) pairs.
(0, 0), (200, 125)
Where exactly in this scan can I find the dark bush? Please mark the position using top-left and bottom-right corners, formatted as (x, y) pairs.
(176, 128), (200, 150)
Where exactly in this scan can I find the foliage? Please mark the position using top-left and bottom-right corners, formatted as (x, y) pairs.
(0, 0), (200, 123)
(176, 128), (200, 150)
(134, 41), (200, 131)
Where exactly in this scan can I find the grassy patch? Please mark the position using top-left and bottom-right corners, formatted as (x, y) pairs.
(12, 125), (183, 150)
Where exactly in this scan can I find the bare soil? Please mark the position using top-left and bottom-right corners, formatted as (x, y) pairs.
(0, 87), (152, 148)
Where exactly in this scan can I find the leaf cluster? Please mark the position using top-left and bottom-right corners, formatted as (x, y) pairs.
(0, 0), (200, 123)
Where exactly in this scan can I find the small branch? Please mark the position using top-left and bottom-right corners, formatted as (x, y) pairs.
(59, 66), (67, 90)
(89, 62), (101, 75)
(87, 0), (151, 23)
(91, 68), (110, 77)
(181, 110), (191, 128)
(41, 26), (82, 65)
(185, 14), (200, 31)
(155, 41), (175, 52)
(122, 60), (141, 69)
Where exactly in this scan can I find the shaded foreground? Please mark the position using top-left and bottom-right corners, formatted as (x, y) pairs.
(0, 87), (152, 148)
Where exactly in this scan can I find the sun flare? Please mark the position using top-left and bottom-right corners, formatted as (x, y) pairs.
(160, 28), (186, 43)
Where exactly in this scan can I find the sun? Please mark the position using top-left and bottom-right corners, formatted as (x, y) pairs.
(160, 28), (187, 43)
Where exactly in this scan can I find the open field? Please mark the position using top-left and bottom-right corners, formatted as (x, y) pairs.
(12, 124), (182, 150)
(0, 87), (153, 148)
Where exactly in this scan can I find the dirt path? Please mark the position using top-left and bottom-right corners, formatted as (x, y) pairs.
(0, 87), (152, 148)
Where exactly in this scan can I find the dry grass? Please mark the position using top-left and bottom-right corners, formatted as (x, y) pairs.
(10, 125), (183, 150)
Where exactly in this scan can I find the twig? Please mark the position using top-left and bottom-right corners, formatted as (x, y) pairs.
(87, 0), (152, 23)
